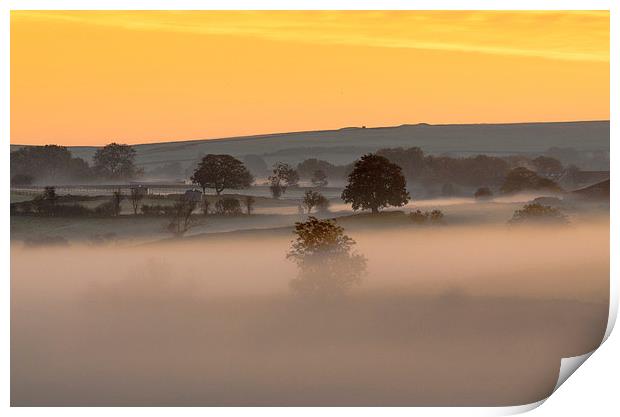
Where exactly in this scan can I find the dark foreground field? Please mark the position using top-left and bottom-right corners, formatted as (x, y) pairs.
(11, 293), (607, 406)
(11, 220), (609, 406)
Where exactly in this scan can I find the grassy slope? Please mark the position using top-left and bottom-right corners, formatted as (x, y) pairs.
(11, 121), (610, 168)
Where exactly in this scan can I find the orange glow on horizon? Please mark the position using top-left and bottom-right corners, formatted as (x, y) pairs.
(10, 10), (609, 146)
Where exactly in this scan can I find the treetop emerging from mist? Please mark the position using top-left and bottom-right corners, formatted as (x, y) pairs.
(287, 216), (366, 298)
(288, 217), (355, 260)
(341, 153), (410, 213)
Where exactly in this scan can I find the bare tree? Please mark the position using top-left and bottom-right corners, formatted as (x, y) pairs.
(167, 195), (198, 237)
(129, 186), (146, 215)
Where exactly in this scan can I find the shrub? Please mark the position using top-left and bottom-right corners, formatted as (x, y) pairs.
(474, 187), (493, 199)
(409, 209), (445, 225)
(429, 209), (445, 223)
(214, 198), (242, 215)
(509, 203), (568, 225)
(409, 209), (429, 224)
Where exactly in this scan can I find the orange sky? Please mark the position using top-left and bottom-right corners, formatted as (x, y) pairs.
(11, 10), (609, 146)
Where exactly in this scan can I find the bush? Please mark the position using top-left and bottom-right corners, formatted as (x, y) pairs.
(409, 209), (445, 225)
(474, 187), (493, 199)
(214, 198), (242, 215)
(509, 203), (568, 225)
(409, 209), (429, 224)
(429, 209), (444, 223)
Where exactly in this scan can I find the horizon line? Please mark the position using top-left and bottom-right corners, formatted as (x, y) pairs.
(11, 119), (611, 148)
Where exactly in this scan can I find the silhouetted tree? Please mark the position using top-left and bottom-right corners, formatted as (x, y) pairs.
(302, 190), (329, 214)
(11, 145), (92, 183)
(191, 154), (253, 195)
(287, 217), (366, 298)
(311, 169), (328, 187)
(93, 143), (140, 180)
(500, 167), (561, 194)
(268, 162), (299, 198)
(341, 153), (410, 213)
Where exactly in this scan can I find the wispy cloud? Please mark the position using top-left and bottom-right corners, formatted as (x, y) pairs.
(12, 10), (609, 61)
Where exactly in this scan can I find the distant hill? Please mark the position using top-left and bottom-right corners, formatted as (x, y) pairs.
(11, 120), (610, 171)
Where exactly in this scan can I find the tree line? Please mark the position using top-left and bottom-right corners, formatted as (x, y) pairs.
(12, 148), (565, 219)
(11, 143), (141, 185)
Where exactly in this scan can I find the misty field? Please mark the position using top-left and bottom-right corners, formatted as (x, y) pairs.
(11, 207), (609, 406)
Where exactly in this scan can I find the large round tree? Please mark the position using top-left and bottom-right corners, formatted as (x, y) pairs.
(341, 153), (410, 213)
(93, 143), (139, 180)
(191, 154), (253, 195)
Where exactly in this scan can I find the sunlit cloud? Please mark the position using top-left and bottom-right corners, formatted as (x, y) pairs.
(12, 10), (610, 62)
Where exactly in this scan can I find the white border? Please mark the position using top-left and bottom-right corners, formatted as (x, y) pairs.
(2, 1), (616, 415)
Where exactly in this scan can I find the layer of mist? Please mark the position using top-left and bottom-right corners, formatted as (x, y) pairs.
(11, 218), (608, 406)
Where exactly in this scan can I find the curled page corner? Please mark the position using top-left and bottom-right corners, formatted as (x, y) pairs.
(553, 351), (595, 392)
